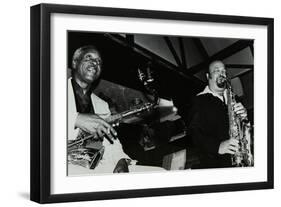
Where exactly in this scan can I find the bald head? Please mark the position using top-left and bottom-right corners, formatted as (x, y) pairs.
(208, 60), (225, 76)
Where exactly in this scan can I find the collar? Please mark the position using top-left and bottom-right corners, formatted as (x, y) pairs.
(197, 86), (227, 103)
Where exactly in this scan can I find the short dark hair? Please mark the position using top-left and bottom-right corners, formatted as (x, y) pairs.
(72, 45), (100, 70)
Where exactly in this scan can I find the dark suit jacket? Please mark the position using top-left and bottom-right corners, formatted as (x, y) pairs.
(186, 93), (232, 168)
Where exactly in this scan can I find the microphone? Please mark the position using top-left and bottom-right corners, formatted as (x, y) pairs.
(138, 62), (154, 85)
(137, 68), (146, 84)
(146, 66), (154, 83)
(137, 62), (159, 104)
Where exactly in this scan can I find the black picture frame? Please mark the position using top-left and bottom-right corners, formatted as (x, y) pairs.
(30, 3), (274, 204)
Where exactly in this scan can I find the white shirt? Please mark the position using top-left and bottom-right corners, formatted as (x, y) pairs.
(197, 86), (228, 104)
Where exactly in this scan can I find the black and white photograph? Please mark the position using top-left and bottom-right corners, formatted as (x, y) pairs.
(29, 3), (273, 204)
(67, 31), (254, 176)
(1, 0), (280, 206)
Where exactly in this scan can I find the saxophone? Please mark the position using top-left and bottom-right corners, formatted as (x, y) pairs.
(226, 79), (254, 167)
(68, 102), (154, 149)
(67, 102), (155, 169)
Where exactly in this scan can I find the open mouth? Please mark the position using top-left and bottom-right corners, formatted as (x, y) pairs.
(87, 65), (97, 71)
(217, 76), (226, 82)
(217, 78), (226, 88)
(83, 68), (96, 80)
(86, 66), (98, 75)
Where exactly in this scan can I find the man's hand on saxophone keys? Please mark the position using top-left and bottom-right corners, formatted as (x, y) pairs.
(75, 113), (118, 143)
(233, 102), (248, 120)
